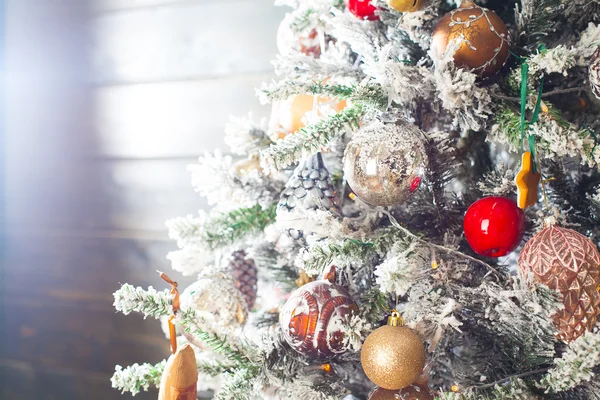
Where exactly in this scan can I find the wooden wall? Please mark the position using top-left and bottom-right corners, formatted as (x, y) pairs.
(1, 1), (285, 398)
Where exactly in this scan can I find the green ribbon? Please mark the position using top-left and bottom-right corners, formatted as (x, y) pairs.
(518, 45), (547, 174)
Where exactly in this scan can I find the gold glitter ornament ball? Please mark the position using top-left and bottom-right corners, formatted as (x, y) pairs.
(343, 120), (428, 207)
(518, 225), (600, 342)
(361, 316), (426, 390)
(388, 0), (425, 12)
(431, 0), (510, 78)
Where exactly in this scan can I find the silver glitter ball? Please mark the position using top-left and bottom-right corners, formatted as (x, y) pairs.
(343, 120), (428, 207)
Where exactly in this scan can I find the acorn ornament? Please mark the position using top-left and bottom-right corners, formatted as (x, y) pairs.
(229, 250), (258, 310)
(277, 152), (339, 240)
(343, 120), (427, 207)
(432, 0), (510, 78)
(279, 267), (359, 359)
(518, 225), (600, 342)
(388, 0), (426, 12)
(361, 311), (426, 390)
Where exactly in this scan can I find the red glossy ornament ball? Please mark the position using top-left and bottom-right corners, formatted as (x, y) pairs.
(463, 196), (525, 257)
(280, 278), (359, 359)
(346, 0), (379, 20)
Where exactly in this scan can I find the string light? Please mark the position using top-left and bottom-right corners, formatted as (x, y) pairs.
(451, 385), (460, 393)
(321, 363), (332, 373)
(431, 249), (439, 270)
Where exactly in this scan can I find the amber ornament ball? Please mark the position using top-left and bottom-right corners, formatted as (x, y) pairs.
(432, 0), (510, 78)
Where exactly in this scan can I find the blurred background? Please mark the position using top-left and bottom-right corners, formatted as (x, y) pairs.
(1, 1), (285, 398)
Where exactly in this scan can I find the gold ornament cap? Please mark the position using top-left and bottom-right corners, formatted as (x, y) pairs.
(387, 310), (405, 327)
(388, 0), (426, 13)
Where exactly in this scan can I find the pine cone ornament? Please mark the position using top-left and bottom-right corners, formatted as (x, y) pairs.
(518, 225), (600, 342)
(277, 152), (339, 240)
(590, 47), (600, 100)
(230, 250), (258, 310)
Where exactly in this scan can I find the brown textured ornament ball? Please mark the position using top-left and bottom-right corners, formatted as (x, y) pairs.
(368, 385), (433, 400)
(431, 0), (510, 78)
(361, 324), (426, 390)
(388, 0), (425, 12)
(343, 120), (427, 207)
(280, 277), (358, 359)
(518, 225), (600, 342)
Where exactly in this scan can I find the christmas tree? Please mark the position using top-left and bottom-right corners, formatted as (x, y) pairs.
(110, 0), (600, 399)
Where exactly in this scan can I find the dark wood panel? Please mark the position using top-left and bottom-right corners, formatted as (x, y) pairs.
(1, 360), (158, 400)
(6, 158), (205, 232)
(3, 302), (167, 373)
(3, 234), (197, 300)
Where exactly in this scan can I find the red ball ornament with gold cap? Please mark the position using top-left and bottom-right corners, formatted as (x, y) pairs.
(279, 267), (359, 359)
(346, 0), (379, 20)
(463, 196), (526, 257)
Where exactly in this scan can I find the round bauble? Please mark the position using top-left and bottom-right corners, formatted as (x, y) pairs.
(361, 314), (426, 390)
(277, 13), (323, 57)
(343, 120), (427, 207)
(180, 276), (248, 330)
(463, 196), (525, 257)
(590, 47), (600, 100)
(519, 225), (600, 342)
(270, 95), (347, 139)
(279, 274), (358, 359)
(368, 385), (433, 400)
(229, 250), (258, 310)
(388, 0), (426, 12)
(346, 0), (379, 20)
(431, 0), (510, 78)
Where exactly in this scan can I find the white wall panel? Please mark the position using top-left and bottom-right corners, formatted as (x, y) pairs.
(95, 76), (271, 158)
(92, 0), (285, 84)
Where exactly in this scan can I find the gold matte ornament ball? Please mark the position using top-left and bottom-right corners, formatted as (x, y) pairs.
(431, 0), (510, 78)
(388, 0), (425, 12)
(361, 323), (426, 390)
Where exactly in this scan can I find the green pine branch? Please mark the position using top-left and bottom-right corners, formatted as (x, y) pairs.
(259, 80), (388, 109)
(111, 361), (166, 396)
(198, 359), (237, 377)
(260, 104), (365, 171)
(213, 368), (257, 400)
(514, 0), (562, 51)
(113, 284), (172, 319)
(203, 204), (277, 250)
(168, 204), (277, 251)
